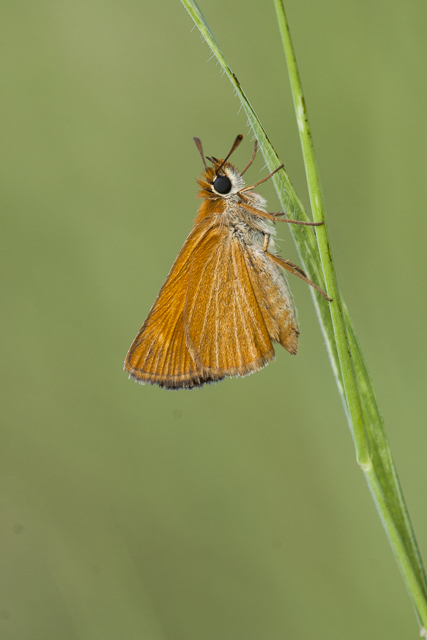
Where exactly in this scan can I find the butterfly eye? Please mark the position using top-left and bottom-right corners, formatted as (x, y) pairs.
(213, 175), (232, 194)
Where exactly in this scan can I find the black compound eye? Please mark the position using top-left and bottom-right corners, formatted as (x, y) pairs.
(213, 175), (232, 194)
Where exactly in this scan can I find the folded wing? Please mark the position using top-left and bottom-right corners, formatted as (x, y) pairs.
(244, 247), (299, 355)
(125, 219), (298, 389)
(184, 227), (275, 379)
(124, 218), (222, 389)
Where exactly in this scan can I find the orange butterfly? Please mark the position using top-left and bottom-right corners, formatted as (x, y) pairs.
(124, 135), (330, 389)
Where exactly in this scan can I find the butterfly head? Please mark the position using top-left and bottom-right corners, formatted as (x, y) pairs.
(194, 134), (249, 202)
(197, 159), (245, 201)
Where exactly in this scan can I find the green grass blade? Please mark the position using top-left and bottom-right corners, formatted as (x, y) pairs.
(345, 305), (427, 598)
(180, 0), (427, 628)
(273, 0), (370, 468)
(273, 0), (427, 625)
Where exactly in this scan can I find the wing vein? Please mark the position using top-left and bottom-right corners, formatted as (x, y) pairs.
(197, 244), (225, 360)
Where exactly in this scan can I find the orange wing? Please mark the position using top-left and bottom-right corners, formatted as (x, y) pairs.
(124, 217), (224, 389)
(184, 227), (275, 379)
(125, 219), (296, 388)
(243, 247), (300, 355)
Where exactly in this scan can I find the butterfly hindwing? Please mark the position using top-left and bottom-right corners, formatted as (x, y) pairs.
(243, 246), (299, 355)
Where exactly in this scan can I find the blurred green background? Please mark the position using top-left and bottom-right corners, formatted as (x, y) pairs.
(2, 1), (427, 638)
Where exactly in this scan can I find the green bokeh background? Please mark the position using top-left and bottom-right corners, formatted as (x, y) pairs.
(2, 1), (427, 638)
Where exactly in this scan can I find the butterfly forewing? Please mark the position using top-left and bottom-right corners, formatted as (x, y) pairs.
(184, 225), (275, 378)
(124, 218), (223, 389)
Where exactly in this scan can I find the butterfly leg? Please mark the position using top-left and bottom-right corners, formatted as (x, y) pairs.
(238, 198), (324, 226)
(263, 233), (270, 252)
(273, 213), (324, 226)
(266, 252), (332, 302)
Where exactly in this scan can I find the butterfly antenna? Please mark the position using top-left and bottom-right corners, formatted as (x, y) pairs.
(216, 134), (244, 174)
(193, 137), (207, 170)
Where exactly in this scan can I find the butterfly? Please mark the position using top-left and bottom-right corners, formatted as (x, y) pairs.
(124, 134), (330, 389)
